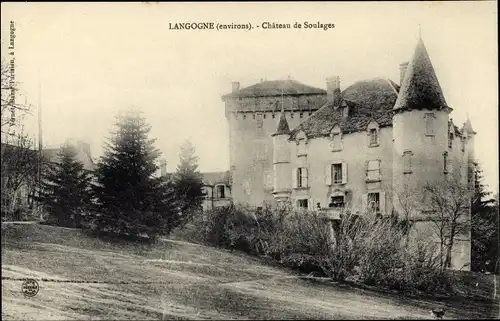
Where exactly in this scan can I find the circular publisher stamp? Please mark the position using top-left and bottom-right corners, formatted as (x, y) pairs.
(21, 279), (39, 297)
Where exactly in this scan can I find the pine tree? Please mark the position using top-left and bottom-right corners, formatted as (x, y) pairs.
(36, 144), (93, 228)
(471, 161), (499, 273)
(92, 110), (178, 239)
(173, 138), (204, 217)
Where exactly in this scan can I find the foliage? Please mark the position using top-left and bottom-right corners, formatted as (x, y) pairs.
(172, 138), (204, 214)
(181, 203), (452, 295)
(92, 109), (178, 239)
(470, 162), (499, 274)
(35, 144), (93, 228)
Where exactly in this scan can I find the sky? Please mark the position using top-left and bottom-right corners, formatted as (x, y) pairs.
(1, 2), (498, 193)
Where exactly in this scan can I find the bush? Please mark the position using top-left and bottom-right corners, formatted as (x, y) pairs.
(178, 204), (452, 295)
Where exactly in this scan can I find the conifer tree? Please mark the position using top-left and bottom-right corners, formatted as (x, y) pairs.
(471, 162), (499, 273)
(36, 144), (93, 228)
(173, 138), (204, 216)
(92, 110), (178, 239)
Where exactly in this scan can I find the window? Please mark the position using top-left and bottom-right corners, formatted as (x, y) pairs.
(299, 112), (304, 118)
(256, 113), (263, 128)
(367, 192), (380, 213)
(272, 113), (275, 119)
(216, 185), (225, 199)
(329, 196), (345, 209)
(202, 187), (209, 199)
(325, 162), (347, 185)
(461, 137), (466, 152)
(367, 122), (380, 147)
(332, 163), (342, 184)
(425, 113), (435, 136)
(330, 126), (342, 151)
(448, 132), (453, 149)
(243, 114), (247, 120)
(293, 167), (308, 188)
(403, 151), (413, 174)
(331, 134), (341, 150)
(366, 160), (381, 181)
(297, 199), (308, 209)
(369, 128), (378, 146)
(443, 151), (451, 174)
(297, 139), (307, 156)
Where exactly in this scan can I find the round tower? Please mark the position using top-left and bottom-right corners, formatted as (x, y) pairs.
(392, 37), (452, 218)
(462, 117), (477, 190)
(272, 109), (292, 203)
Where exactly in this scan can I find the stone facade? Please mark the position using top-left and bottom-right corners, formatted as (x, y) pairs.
(221, 37), (476, 270)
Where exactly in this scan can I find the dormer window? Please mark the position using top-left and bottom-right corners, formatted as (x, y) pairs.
(296, 131), (307, 156)
(329, 125), (342, 152)
(369, 129), (378, 146)
(367, 121), (380, 147)
(448, 132), (454, 149)
(342, 106), (349, 118)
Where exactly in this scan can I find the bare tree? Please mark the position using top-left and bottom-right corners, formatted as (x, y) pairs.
(1, 57), (40, 219)
(424, 176), (474, 270)
(389, 185), (423, 248)
(0, 130), (40, 218)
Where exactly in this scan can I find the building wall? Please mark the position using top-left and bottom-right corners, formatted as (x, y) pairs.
(225, 94), (324, 207)
(392, 109), (450, 217)
(201, 184), (232, 211)
(289, 126), (394, 214)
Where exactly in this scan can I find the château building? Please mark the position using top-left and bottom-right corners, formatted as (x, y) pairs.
(222, 36), (476, 270)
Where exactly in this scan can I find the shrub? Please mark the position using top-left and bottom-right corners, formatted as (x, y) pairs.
(179, 204), (452, 295)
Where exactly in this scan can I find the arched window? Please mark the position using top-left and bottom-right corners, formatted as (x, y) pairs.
(329, 125), (342, 152)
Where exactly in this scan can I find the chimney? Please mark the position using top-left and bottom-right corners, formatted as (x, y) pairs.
(232, 81), (240, 93)
(160, 158), (167, 177)
(326, 76), (340, 103)
(399, 62), (409, 86)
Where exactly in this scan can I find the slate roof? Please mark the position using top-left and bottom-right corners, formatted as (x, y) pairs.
(463, 118), (476, 134)
(394, 38), (449, 112)
(201, 171), (231, 186)
(289, 78), (400, 139)
(272, 111), (291, 136)
(222, 79), (326, 99)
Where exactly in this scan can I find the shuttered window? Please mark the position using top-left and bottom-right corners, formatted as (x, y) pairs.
(425, 113), (435, 136)
(366, 160), (381, 181)
(325, 162), (347, 185)
(403, 151), (412, 174)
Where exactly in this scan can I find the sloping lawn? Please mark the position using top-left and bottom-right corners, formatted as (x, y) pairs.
(2, 223), (498, 320)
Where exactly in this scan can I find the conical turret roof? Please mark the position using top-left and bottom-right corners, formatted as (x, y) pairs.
(463, 117), (476, 134)
(394, 38), (449, 112)
(272, 109), (290, 136)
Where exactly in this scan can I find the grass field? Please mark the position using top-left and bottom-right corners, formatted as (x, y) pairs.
(2, 223), (498, 320)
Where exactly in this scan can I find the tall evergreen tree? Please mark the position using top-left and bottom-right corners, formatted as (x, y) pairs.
(36, 144), (93, 228)
(92, 110), (178, 239)
(173, 139), (204, 216)
(471, 161), (499, 273)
